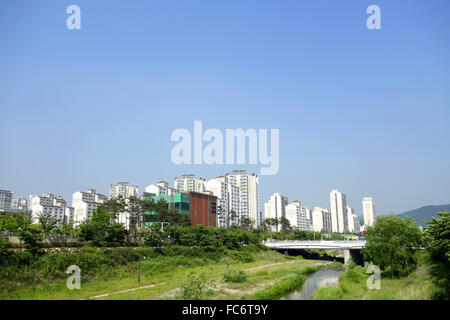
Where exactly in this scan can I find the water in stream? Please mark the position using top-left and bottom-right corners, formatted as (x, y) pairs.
(280, 268), (344, 300)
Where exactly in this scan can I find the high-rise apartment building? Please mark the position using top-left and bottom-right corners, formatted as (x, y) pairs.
(264, 192), (288, 231)
(174, 174), (206, 193)
(225, 170), (260, 226)
(205, 176), (240, 227)
(330, 189), (348, 233)
(346, 207), (360, 233)
(29, 193), (68, 225)
(362, 197), (376, 227)
(72, 189), (107, 225)
(311, 207), (332, 232)
(0, 190), (13, 212)
(285, 201), (311, 231)
(109, 182), (139, 199)
(145, 181), (176, 197)
(11, 197), (28, 211)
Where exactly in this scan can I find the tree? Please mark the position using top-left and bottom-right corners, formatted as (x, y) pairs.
(144, 226), (164, 247)
(229, 210), (239, 228)
(362, 214), (423, 278)
(19, 224), (44, 256)
(79, 207), (128, 245)
(154, 207), (192, 227)
(280, 217), (292, 233)
(240, 216), (255, 231)
(37, 213), (60, 238)
(424, 211), (450, 299)
(217, 205), (226, 227)
(264, 218), (279, 232)
(0, 212), (31, 234)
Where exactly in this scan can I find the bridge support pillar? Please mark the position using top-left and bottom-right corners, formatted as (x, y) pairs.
(343, 249), (350, 265)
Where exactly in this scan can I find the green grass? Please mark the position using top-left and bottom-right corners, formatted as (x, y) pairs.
(313, 261), (435, 300)
(2, 246), (336, 300)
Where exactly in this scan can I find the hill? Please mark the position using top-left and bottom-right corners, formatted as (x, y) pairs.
(397, 204), (450, 227)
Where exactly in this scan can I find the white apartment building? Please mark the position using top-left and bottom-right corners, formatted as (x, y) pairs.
(362, 197), (376, 227)
(311, 207), (332, 232)
(285, 201), (311, 231)
(0, 190), (13, 211)
(145, 181), (176, 197)
(65, 207), (75, 224)
(72, 189), (107, 225)
(226, 170), (260, 226)
(347, 207), (361, 233)
(264, 193), (288, 231)
(11, 197), (28, 211)
(205, 176), (241, 228)
(29, 193), (67, 225)
(109, 182), (139, 199)
(330, 189), (349, 233)
(174, 174), (206, 193)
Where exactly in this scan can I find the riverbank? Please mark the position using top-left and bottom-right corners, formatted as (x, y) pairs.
(312, 260), (435, 300)
(0, 245), (341, 300)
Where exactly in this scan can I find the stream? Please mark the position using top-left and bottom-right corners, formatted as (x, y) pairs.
(279, 268), (344, 300)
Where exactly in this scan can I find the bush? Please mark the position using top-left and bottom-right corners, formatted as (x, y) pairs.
(223, 268), (248, 283)
(175, 273), (217, 300)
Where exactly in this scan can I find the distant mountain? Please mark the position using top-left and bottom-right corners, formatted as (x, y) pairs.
(397, 204), (450, 227)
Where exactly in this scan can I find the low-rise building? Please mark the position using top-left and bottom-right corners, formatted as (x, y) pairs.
(142, 192), (217, 228)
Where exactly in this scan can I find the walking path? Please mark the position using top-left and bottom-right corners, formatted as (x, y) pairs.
(90, 282), (165, 299)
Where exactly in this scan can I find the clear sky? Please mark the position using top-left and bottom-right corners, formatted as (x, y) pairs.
(1, 0), (449, 216)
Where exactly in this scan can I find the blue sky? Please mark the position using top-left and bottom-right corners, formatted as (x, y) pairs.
(1, 0), (449, 216)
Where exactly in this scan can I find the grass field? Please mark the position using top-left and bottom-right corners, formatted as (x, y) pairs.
(0, 248), (341, 300)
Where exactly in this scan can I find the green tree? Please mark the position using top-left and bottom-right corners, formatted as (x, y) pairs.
(79, 207), (128, 245)
(229, 210), (239, 227)
(280, 217), (292, 233)
(217, 205), (226, 227)
(424, 211), (450, 299)
(362, 214), (423, 278)
(37, 213), (60, 238)
(19, 224), (44, 257)
(240, 216), (255, 231)
(0, 212), (31, 234)
(154, 207), (192, 227)
(144, 226), (164, 247)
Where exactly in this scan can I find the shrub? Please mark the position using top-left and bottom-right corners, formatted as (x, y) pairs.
(223, 268), (248, 283)
(175, 273), (217, 300)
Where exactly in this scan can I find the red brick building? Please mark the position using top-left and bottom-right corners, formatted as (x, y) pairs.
(188, 192), (217, 227)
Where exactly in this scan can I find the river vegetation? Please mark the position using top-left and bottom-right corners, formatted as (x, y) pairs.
(314, 212), (450, 300)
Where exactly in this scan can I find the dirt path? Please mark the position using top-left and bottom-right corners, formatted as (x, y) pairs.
(90, 282), (166, 299)
(362, 290), (370, 300)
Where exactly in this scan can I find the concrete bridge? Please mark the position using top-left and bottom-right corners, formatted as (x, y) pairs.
(263, 239), (366, 264)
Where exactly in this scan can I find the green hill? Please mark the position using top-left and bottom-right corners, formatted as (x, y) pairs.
(397, 204), (450, 227)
